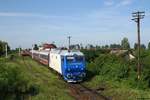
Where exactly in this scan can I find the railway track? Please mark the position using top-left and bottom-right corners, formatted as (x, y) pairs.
(21, 56), (110, 100)
(68, 83), (110, 100)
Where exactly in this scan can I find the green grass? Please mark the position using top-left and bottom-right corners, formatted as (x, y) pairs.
(1, 56), (74, 100)
(82, 75), (150, 100)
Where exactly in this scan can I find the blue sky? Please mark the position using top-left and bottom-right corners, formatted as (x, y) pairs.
(0, 0), (150, 49)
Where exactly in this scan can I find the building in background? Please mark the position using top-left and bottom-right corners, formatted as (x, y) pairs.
(39, 43), (57, 51)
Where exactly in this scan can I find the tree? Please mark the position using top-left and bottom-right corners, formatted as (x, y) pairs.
(134, 43), (138, 50)
(121, 37), (130, 49)
(134, 43), (146, 50)
(101, 45), (105, 49)
(85, 44), (95, 50)
(141, 44), (146, 49)
(148, 42), (150, 50)
(0, 40), (10, 56)
(80, 43), (84, 49)
(105, 45), (109, 49)
(110, 44), (121, 49)
(33, 44), (39, 50)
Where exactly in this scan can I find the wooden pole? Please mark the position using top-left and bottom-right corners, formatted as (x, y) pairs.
(132, 11), (145, 79)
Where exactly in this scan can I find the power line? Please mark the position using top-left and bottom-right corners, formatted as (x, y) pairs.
(132, 11), (145, 80)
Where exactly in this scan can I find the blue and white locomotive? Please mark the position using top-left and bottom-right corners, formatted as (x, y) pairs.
(31, 49), (86, 82)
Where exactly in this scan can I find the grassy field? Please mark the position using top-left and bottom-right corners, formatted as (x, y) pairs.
(0, 56), (74, 100)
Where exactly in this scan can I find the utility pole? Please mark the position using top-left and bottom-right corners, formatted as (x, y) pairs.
(67, 36), (71, 50)
(32, 44), (33, 59)
(132, 11), (145, 80)
(5, 44), (7, 58)
(19, 46), (21, 56)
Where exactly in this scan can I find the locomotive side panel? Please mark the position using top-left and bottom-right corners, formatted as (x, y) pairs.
(49, 53), (62, 74)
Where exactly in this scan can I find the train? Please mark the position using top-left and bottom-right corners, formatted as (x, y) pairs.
(28, 49), (86, 82)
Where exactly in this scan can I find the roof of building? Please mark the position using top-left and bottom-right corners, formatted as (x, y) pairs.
(43, 43), (57, 49)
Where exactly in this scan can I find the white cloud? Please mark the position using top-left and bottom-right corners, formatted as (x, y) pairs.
(104, 0), (114, 6)
(104, 0), (133, 7)
(0, 12), (65, 19)
(0, 12), (82, 22)
(147, 12), (150, 17)
(119, 0), (133, 6)
(0, 12), (52, 19)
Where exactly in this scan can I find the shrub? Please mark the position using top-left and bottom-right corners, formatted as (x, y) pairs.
(86, 50), (150, 89)
(81, 49), (110, 62)
(0, 59), (39, 99)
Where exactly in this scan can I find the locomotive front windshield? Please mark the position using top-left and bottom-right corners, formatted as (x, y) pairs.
(66, 56), (84, 63)
(66, 56), (74, 63)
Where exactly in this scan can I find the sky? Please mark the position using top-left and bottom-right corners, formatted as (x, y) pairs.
(0, 0), (150, 49)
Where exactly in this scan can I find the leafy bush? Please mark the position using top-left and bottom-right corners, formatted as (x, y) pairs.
(87, 54), (129, 79)
(81, 49), (110, 62)
(0, 58), (39, 99)
(86, 50), (150, 89)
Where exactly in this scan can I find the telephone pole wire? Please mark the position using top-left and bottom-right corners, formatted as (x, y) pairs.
(132, 11), (145, 80)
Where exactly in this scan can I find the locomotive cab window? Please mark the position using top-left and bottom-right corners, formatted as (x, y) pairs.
(66, 56), (74, 63)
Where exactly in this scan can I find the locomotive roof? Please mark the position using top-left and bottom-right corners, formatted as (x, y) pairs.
(50, 49), (84, 56)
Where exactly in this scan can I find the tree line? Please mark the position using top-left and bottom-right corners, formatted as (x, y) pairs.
(82, 37), (150, 50)
(1, 38), (150, 56)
